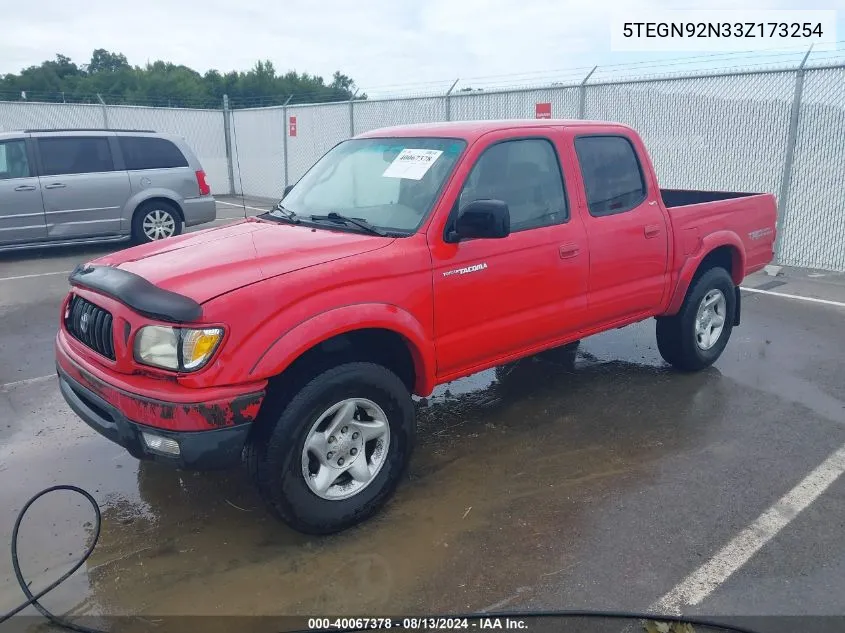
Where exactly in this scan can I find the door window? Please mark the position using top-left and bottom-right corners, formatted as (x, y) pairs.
(38, 137), (115, 176)
(0, 141), (31, 180)
(574, 135), (647, 216)
(458, 138), (568, 232)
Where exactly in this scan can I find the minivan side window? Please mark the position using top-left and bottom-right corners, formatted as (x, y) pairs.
(458, 138), (568, 232)
(574, 135), (646, 216)
(0, 140), (31, 180)
(119, 136), (189, 170)
(38, 137), (115, 176)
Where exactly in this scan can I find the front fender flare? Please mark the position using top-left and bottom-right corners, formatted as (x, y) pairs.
(247, 303), (437, 396)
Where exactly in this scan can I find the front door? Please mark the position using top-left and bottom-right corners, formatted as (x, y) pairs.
(429, 132), (589, 377)
(36, 135), (130, 239)
(0, 138), (46, 246)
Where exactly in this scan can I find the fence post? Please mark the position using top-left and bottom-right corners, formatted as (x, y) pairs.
(577, 66), (597, 119)
(774, 47), (813, 262)
(349, 89), (359, 136)
(445, 79), (459, 121)
(222, 94), (235, 195)
(97, 94), (109, 129)
(283, 94), (293, 189)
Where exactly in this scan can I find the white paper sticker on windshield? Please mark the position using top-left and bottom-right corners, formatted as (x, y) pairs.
(382, 148), (443, 180)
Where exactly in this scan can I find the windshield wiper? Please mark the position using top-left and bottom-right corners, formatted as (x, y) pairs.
(265, 203), (300, 224)
(310, 212), (387, 236)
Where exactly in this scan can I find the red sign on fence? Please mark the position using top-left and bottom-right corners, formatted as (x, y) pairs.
(289, 116), (297, 137)
(535, 102), (552, 119)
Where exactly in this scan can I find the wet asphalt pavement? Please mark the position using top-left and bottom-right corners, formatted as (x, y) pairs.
(1, 200), (844, 631)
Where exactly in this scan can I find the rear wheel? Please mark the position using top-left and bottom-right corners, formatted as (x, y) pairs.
(656, 267), (735, 372)
(132, 201), (183, 244)
(246, 362), (416, 534)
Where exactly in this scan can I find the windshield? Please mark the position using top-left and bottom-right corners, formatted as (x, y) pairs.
(280, 137), (466, 234)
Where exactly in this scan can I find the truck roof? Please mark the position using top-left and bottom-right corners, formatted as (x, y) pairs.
(356, 119), (631, 142)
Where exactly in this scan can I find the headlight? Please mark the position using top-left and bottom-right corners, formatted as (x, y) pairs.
(134, 326), (224, 372)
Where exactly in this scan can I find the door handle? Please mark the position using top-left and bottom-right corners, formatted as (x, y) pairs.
(559, 243), (580, 259)
(644, 224), (661, 238)
(14, 185), (36, 192)
(44, 183), (66, 189)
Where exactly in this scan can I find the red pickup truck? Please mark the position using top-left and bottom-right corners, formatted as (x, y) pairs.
(56, 120), (777, 534)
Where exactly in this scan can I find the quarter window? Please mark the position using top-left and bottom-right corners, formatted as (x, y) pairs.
(119, 136), (189, 170)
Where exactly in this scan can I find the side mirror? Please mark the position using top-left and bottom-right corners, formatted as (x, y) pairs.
(448, 199), (510, 242)
(282, 184), (294, 198)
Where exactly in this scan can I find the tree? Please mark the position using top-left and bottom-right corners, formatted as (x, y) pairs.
(0, 50), (360, 107)
(87, 49), (130, 74)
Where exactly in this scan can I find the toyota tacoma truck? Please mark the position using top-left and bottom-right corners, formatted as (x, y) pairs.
(56, 120), (778, 534)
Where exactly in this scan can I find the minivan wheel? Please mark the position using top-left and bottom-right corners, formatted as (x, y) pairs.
(132, 201), (183, 244)
(246, 362), (416, 535)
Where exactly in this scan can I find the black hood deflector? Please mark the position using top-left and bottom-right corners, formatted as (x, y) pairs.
(68, 265), (202, 323)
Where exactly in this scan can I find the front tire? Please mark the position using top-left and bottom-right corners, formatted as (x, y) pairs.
(246, 363), (416, 535)
(656, 267), (736, 372)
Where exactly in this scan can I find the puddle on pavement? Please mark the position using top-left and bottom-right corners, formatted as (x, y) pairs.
(2, 332), (728, 621)
(3, 322), (811, 622)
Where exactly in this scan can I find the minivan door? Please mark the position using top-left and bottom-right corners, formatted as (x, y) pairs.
(35, 135), (130, 239)
(0, 137), (47, 246)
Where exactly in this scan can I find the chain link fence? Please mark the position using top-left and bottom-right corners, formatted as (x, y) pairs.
(1, 63), (844, 270)
(230, 106), (286, 200)
(780, 67), (845, 271)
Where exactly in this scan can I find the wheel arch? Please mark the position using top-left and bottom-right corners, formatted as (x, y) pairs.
(248, 303), (437, 398)
(128, 193), (185, 227)
(664, 234), (745, 316)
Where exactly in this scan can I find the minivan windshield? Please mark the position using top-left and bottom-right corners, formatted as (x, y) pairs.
(279, 137), (466, 234)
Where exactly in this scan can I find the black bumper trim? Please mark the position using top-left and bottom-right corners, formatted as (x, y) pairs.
(58, 367), (250, 470)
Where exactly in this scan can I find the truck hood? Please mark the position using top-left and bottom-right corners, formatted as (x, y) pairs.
(94, 219), (394, 303)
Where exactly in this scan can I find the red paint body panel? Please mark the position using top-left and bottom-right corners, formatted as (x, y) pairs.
(59, 119), (777, 438)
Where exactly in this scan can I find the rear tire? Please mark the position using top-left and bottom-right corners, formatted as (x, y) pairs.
(656, 267), (735, 372)
(538, 339), (580, 365)
(131, 201), (183, 244)
(246, 362), (416, 535)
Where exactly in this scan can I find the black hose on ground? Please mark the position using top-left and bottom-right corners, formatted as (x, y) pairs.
(0, 485), (106, 633)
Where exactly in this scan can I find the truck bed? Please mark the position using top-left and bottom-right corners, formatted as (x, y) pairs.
(662, 188), (778, 281)
(660, 188), (760, 208)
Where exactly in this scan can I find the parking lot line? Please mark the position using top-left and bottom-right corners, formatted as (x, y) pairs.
(653, 442), (845, 615)
(742, 287), (845, 309)
(0, 374), (55, 391)
(217, 200), (270, 213)
(0, 270), (71, 282)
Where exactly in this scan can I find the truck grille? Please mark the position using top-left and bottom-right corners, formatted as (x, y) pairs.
(65, 296), (115, 360)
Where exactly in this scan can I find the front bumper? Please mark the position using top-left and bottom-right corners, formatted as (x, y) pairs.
(56, 331), (265, 470)
(58, 365), (250, 470)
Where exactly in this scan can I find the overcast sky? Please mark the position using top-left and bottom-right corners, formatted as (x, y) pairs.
(0, 0), (842, 95)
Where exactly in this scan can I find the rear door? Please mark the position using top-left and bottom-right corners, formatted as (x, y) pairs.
(0, 137), (47, 246)
(35, 134), (131, 239)
(568, 129), (669, 328)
